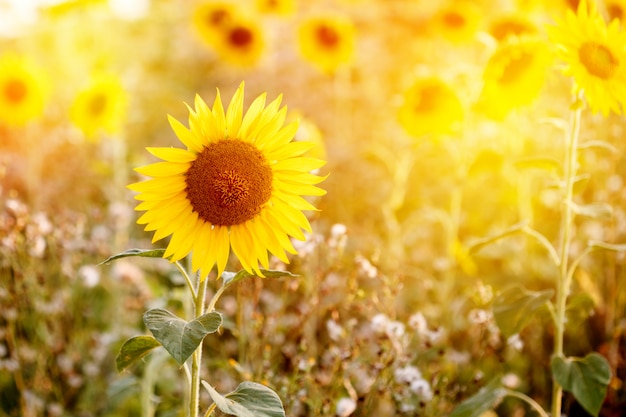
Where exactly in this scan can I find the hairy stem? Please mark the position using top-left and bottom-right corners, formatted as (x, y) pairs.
(189, 276), (209, 417)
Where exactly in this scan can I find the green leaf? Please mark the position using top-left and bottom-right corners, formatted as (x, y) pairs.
(116, 336), (161, 372)
(99, 248), (166, 265)
(202, 381), (286, 417)
(449, 378), (507, 417)
(468, 223), (526, 255)
(493, 285), (554, 338)
(143, 309), (222, 364)
(221, 269), (298, 287)
(551, 353), (611, 416)
(571, 203), (613, 220)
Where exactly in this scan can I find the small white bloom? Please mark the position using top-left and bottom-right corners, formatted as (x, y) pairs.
(410, 378), (433, 402)
(335, 397), (357, 417)
(371, 313), (389, 335)
(78, 264), (100, 288)
(326, 319), (346, 341)
(394, 365), (422, 384)
(408, 312), (428, 334)
(502, 373), (521, 389)
(507, 334), (524, 351)
(386, 320), (406, 338)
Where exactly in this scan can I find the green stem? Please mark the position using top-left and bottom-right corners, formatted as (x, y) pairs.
(176, 261), (197, 300)
(207, 283), (227, 312)
(506, 390), (550, 417)
(551, 99), (583, 417)
(189, 276), (209, 417)
(203, 403), (217, 417)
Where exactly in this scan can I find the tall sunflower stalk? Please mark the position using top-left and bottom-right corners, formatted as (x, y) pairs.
(452, 1), (623, 416)
(105, 82), (326, 417)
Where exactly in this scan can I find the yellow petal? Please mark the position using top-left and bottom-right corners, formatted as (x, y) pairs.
(135, 161), (190, 177)
(146, 147), (197, 163)
(168, 114), (203, 153)
(226, 82), (245, 138)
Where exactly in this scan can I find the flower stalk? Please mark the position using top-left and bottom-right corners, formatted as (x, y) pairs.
(189, 276), (209, 417)
(551, 96), (583, 417)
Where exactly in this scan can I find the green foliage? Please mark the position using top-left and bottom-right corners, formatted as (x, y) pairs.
(116, 335), (161, 372)
(202, 381), (286, 417)
(449, 379), (507, 417)
(221, 269), (299, 287)
(99, 248), (167, 265)
(492, 285), (554, 338)
(143, 308), (222, 364)
(551, 353), (612, 417)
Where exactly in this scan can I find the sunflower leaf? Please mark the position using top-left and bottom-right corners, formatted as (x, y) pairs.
(449, 378), (507, 417)
(202, 381), (286, 417)
(143, 309), (222, 364)
(551, 353), (611, 417)
(493, 285), (554, 337)
(99, 248), (167, 265)
(221, 269), (299, 287)
(116, 336), (161, 372)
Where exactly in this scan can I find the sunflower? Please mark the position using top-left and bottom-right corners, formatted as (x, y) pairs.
(192, 1), (239, 47)
(255, 0), (295, 16)
(432, 1), (482, 43)
(212, 17), (265, 67)
(488, 13), (538, 42)
(605, 0), (626, 24)
(297, 14), (355, 73)
(70, 74), (128, 139)
(476, 37), (552, 119)
(0, 54), (47, 127)
(548, 0), (626, 115)
(397, 77), (464, 138)
(129, 83), (326, 278)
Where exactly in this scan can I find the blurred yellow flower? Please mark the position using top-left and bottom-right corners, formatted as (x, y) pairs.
(297, 14), (355, 73)
(476, 37), (552, 119)
(548, 0), (626, 115)
(129, 83), (327, 278)
(70, 74), (128, 139)
(489, 13), (537, 42)
(290, 110), (327, 162)
(255, 0), (295, 16)
(398, 77), (464, 138)
(213, 17), (265, 67)
(0, 54), (47, 127)
(192, 1), (238, 46)
(433, 1), (482, 43)
(605, 0), (626, 24)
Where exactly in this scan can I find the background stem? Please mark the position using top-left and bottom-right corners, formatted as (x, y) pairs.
(551, 100), (583, 417)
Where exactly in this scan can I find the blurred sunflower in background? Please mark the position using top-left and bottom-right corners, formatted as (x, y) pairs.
(129, 83), (326, 278)
(548, 0), (626, 115)
(213, 17), (265, 67)
(432, 1), (482, 43)
(488, 13), (538, 42)
(398, 76), (464, 138)
(192, 1), (238, 47)
(70, 74), (128, 140)
(0, 54), (47, 127)
(255, 0), (295, 16)
(604, 0), (626, 24)
(476, 37), (552, 119)
(297, 14), (355, 73)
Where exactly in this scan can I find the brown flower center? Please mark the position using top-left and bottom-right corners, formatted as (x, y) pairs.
(414, 84), (445, 113)
(316, 24), (340, 48)
(229, 26), (253, 48)
(4, 79), (27, 103)
(442, 11), (465, 28)
(579, 41), (618, 80)
(207, 9), (229, 27)
(498, 51), (534, 85)
(185, 139), (273, 226)
(88, 93), (108, 116)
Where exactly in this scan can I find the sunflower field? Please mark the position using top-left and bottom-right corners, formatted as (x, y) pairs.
(1, 0), (626, 416)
